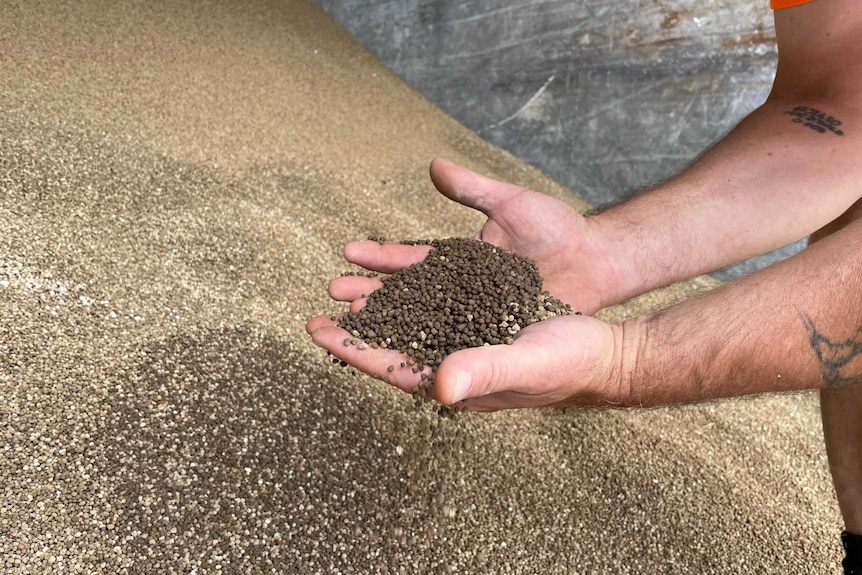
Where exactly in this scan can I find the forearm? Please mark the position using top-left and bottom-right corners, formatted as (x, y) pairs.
(588, 95), (862, 306)
(616, 208), (862, 407)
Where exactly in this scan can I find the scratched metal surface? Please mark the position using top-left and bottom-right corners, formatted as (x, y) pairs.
(313, 0), (805, 281)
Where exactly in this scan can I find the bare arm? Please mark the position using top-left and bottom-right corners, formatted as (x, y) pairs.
(589, 0), (862, 305)
(616, 200), (862, 406)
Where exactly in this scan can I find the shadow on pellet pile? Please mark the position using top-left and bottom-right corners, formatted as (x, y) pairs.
(91, 324), (816, 573)
(100, 325), (478, 570)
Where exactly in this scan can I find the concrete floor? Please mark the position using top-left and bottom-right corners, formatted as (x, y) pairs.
(312, 0), (806, 280)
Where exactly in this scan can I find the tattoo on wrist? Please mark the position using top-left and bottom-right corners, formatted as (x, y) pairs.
(785, 106), (845, 136)
(801, 312), (862, 386)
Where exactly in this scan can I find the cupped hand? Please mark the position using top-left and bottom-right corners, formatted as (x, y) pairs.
(308, 158), (626, 410)
(332, 158), (616, 315)
(306, 311), (626, 412)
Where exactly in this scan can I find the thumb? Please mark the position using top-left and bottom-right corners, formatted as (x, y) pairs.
(431, 316), (613, 408)
(429, 158), (524, 218)
(433, 342), (537, 405)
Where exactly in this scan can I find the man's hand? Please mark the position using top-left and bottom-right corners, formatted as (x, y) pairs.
(331, 158), (617, 315)
(306, 158), (629, 410)
(306, 311), (626, 412)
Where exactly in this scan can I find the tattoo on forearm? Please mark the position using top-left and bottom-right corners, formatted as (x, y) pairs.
(785, 106), (845, 136)
(801, 312), (862, 386)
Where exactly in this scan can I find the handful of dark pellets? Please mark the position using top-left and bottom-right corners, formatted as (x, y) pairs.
(337, 237), (576, 407)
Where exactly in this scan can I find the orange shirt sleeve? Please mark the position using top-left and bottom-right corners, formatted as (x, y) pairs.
(771, 0), (815, 8)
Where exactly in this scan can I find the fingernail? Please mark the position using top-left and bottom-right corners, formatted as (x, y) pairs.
(451, 370), (473, 403)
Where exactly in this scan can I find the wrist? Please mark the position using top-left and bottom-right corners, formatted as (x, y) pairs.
(583, 212), (649, 308)
(604, 317), (647, 407)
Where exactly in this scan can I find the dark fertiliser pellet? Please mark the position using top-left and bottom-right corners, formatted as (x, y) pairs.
(337, 237), (575, 408)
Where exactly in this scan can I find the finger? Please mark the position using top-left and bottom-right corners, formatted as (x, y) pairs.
(309, 324), (430, 392)
(328, 275), (383, 302)
(432, 327), (563, 406)
(344, 241), (431, 274)
(306, 313), (339, 334)
(432, 345), (521, 405)
(429, 158), (526, 218)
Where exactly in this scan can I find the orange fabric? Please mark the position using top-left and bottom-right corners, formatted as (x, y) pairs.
(771, 0), (815, 8)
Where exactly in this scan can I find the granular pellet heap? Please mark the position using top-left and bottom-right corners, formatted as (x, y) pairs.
(338, 238), (575, 378)
(2, 1), (844, 573)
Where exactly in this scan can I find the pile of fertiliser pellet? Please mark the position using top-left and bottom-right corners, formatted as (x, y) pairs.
(337, 237), (576, 409)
